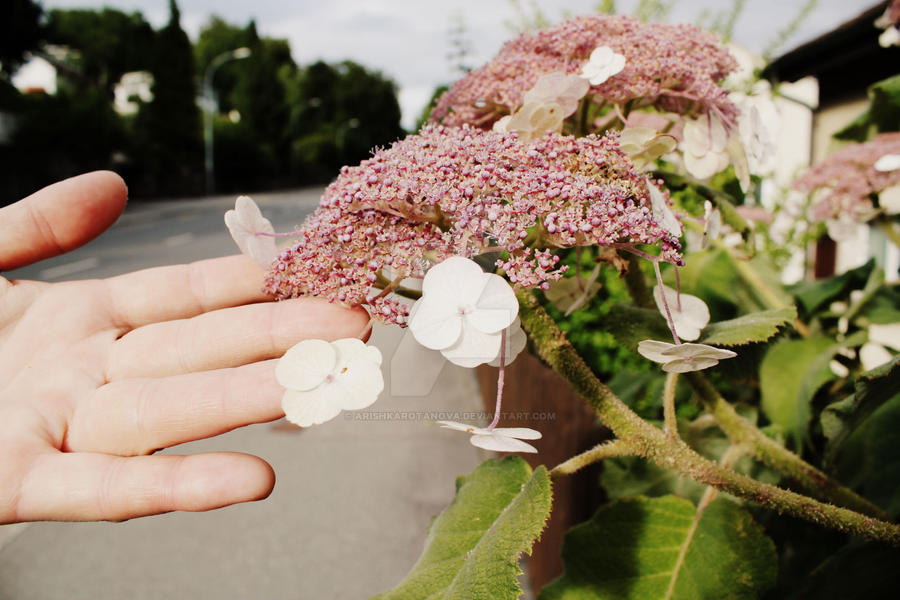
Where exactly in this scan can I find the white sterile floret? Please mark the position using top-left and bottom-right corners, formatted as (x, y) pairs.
(682, 113), (730, 180)
(437, 421), (541, 453)
(579, 46), (626, 86)
(503, 102), (566, 142)
(702, 200), (723, 248)
(879, 186), (900, 214)
(224, 195), (278, 268)
(647, 183), (682, 237)
(523, 72), (590, 116)
(653, 284), (710, 341)
(619, 126), (677, 171)
(875, 154), (900, 172)
(276, 338), (384, 427)
(408, 256), (519, 368)
(879, 26), (900, 48)
(637, 340), (737, 373)
(544, 264), (602, 316)
(859, 343), (894, 371)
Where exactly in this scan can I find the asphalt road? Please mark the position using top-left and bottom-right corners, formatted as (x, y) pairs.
(0, 188), (491, 600)
(6, 188), (324, 282)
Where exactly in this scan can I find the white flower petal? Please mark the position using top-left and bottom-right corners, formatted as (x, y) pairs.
(408, 296), (463, 350)
(438, 420), (481, 433)
(661, 356), (720, 373)
(224, 196), (278, 268)
(860, 343), (895, 371)
(421, 255), (484, 297)
(493, 115), (512, 133)
(684, 150), (729, 180)
(637, 340), (677, 363)
(489, 322), (528, 367)
(332, 338), (383, 368)
(879, 26), (900, 48)
(282, 388), (342, 427)
(875, 154), (900, 172)
(276, 339), (336, 391)
(470, 433), (538, 453)
(879, 185), (900, 214)
(332, 358), (385, 410)
(653, 285), (710, 342)
(580, 46), (626, 86)
(648, 183), (682, 237)
(441, 320), (502, 368)
(661, 342), (737, 360)
(727, 134), (751, 192)
(468, 272), (518, 334)
(493, 427), (542, 440)
(523, 72), (589, 116)
(869, 323), (900, 351)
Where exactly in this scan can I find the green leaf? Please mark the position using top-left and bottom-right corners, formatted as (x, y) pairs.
(373, 456), (552, 600)
(860, 285), (900, 324)
(834, 394), (900, 517)
(786, 259), (875, 316)
(760, 337), (838, 446)
(791, 542), (900, 599)
(821, 357), (900, 464)
(601, 457), (707, 505)
(539, 495), (777, 600)
(600, 304), (673, 352)
(834, 74), (900, 141)
(700, 306), (796, 347)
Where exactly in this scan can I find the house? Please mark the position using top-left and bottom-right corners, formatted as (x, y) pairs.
(765, 0), (900, 281)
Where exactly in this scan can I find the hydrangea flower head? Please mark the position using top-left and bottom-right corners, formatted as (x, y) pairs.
(794, 133), (900, 222)
(430, 14), (738, 130)
(264, 125), (683, 322)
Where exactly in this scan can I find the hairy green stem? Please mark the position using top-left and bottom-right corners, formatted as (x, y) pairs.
(550, 439), (636, 479)
(684, 372), (889, 520)
(517, 290), (900, 545)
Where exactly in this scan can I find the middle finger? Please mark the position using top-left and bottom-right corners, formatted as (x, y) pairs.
(106, 297), (369, 380)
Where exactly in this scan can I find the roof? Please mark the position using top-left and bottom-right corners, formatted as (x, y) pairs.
(764, 1), (900, 106)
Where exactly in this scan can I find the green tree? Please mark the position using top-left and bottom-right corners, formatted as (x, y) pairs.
(195, 17), (298, 192)
(286, 60), (404, 182)
(132, 0), (202, 196)
(0, 0), (42, 78)
(44, 8), (154, 95)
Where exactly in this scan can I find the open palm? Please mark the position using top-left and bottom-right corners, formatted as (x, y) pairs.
(0, 172), (367, 523)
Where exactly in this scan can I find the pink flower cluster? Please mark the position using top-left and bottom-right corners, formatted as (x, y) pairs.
(431, 14), (738, 130)
(264, 125), (682, 323)
(793, 132), (900, 221)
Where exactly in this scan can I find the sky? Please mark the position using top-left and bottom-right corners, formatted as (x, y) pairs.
(26, 0), (885, 129)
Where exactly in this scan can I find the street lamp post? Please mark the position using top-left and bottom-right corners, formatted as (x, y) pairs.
(202, 47), (251, 195)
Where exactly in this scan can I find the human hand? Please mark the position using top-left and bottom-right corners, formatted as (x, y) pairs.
(0, 172), (368, 523)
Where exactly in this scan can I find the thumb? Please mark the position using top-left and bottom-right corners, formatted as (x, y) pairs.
(0, 171), (127, 271)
